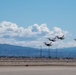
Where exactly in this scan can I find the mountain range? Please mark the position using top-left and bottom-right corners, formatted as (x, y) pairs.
(0, 44), (76, 58)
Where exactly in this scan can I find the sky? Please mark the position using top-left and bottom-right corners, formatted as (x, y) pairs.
(0, 0), (76, 48)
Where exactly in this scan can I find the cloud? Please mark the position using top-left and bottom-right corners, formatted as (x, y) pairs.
(53, 27), (68, 37)
(0, 21), (72, 48)
(0, 21), (52, 40)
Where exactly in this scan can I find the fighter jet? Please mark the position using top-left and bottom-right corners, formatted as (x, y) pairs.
(44, 42), (52, 46)
(74, 39), (76, 41)
(56, 35), (65, 40)
(47, 37), (56, 42)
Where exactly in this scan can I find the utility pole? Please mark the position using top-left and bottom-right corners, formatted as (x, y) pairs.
(40, 45), (42, 58)
(48, 46), (51, 58)
(56, 48), (57, 58)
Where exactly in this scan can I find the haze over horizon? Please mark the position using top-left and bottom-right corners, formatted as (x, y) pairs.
(0, 0), (76, 48)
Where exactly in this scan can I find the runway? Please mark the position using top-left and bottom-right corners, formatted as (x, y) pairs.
(0, 66), (76, 75)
